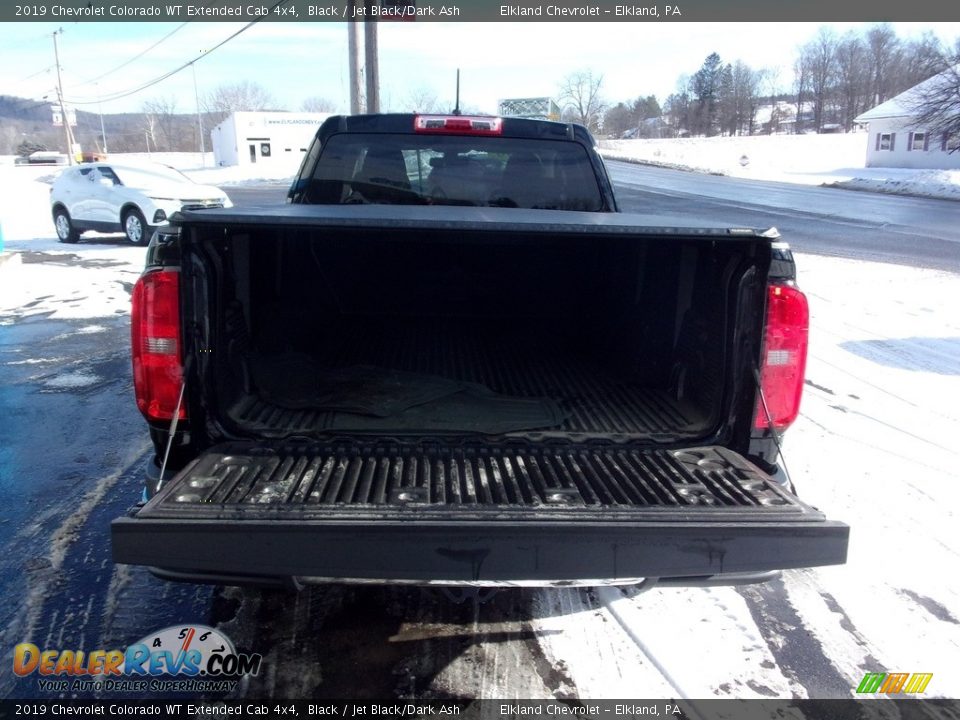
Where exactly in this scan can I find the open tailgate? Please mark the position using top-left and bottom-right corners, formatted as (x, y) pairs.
(112, 441), (848, 582)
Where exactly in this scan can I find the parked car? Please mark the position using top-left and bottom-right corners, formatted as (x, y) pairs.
(49, 162), (232, 245)
(15, 151), (68, 166)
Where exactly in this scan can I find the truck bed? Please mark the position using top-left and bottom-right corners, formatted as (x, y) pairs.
(182, 207), (763, 444)
(229, 320), (702, 439)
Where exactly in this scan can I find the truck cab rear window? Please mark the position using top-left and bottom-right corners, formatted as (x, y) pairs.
(302, 133), (604, 211)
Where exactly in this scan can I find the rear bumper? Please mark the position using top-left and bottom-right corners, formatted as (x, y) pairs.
(113, 515), (847, 583)
(112, 441), (848, 584)
(146, 567), (781, 589)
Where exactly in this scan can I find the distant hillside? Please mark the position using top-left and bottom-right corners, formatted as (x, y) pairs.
(0, 94), (209, 155)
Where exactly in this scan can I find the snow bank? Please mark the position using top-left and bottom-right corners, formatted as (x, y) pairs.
(0, 166), (58, 242)
(183, 164), (298, 187)
(832, 169), (960, 201)
(599, 134), (960, 201)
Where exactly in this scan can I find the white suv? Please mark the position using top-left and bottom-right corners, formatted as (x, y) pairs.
(50, 162), (232, 245)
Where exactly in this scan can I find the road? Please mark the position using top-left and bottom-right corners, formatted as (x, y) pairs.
(607, 161), (960, 272)
(2, 167), (958, 701)
(229, 164), (960, 272)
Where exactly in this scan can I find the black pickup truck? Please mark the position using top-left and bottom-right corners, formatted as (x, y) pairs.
(111, 114), (848, 588)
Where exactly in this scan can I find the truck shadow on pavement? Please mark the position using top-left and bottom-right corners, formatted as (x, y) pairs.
(216, 584), (574, 699)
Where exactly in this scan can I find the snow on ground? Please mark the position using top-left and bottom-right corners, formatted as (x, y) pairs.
(0, 239), (144, 323)
(184, 161), (300, 187)
(781, 254), (960, 695)
(599, 133), (960, 201)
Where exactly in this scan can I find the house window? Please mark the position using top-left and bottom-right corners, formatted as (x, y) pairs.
(944, 133), (960, 152)
(910, 132), (926, 151)
(878, 133), (892, 151)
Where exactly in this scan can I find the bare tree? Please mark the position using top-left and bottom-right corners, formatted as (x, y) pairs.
(204, 81), (278, 126)
(836, 32), (869, 131)
(897, 32), (947, 90)
(759, 67), (785, 134)
(142, 96), (181, 152)
(802, 28), (840, 132)
(721, 60), (762, 135)
(301, 96), (337, 113)
(792, 53), (809, 133)
(663, 74), (693, 137)
(866, 24), (901, 106)
(143, 112), (158, 153)
(405, 87), (440, 113)
(907, 60), (960, 152)
(558, 70), (606, 132)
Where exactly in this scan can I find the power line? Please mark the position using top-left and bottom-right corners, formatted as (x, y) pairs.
(9, 64), (56, 87)
(62, 5), (285, 106)
(66, 22), (192, 90)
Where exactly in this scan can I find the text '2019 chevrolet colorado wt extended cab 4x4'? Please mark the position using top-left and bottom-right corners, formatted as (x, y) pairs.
(111, 113), (848, 588)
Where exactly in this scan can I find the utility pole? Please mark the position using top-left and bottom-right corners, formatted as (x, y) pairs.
(96, 82), (108, 154)
(364, 15), (379, 113)
(191, 60), (205, 166)
(347, 1), (365, 114)
(52, 29), (74, 165)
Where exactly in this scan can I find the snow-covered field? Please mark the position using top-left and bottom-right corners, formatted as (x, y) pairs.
(2, 159), (959, 699)
(600, 133), (960, 201)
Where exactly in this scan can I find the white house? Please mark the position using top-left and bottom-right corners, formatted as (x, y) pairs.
(210, 111), (333, 167)
(854, 68), (960, 169)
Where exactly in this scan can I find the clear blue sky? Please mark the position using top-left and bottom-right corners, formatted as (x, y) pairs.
(1, 22), (958, 115)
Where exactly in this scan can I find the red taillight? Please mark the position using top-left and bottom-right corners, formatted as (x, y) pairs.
(755, 283), (809, 432)
(414, 115), (503, 135)
(131, 270), (185, 422)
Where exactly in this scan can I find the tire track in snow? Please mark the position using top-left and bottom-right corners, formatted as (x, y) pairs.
(737, 577), (854, 699)
(896, 589), (960, 626)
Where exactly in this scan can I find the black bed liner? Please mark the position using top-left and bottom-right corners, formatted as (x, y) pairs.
(232, 322), (702, 438)
(113, 441), (848, 581)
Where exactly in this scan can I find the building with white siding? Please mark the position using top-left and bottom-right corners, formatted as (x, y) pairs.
(210, 112), (332, 168)
(855, 68), (960, 169)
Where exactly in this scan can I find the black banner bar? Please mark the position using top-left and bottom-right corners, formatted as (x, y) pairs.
(3, 0), (960, 22)
(2, 700), (960, 720)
